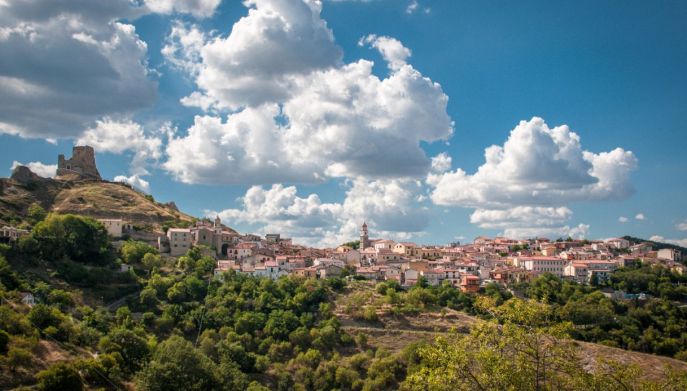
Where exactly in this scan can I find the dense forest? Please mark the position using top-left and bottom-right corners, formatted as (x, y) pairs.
(1, 213), (686, 390)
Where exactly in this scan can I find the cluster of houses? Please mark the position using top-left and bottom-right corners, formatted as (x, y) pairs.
(6, 214), (685, 293)
(203, 222), (685, 292)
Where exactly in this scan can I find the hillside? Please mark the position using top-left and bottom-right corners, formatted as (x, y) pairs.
(335, 281), (687, 381)
(0, 172), (199, 232)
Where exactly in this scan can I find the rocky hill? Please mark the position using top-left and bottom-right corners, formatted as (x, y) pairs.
(0, 167), (198, 232)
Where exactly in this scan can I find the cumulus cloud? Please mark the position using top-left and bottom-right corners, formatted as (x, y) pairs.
(618, 216), (629, 223)
(11, 160), (56, 178)
(430, 153), (452, 173)
(0, 0), (157, 139)
(164, 0), (453, 184)
(210, 178), (428, 247)
(359, 34), (411, 70)
(161, 21), (206, 76)
(428, 117), (638, 208)
(186, 0), (342, 110)
(650, 235), (687, 248)
(77, 118), (162, 176)
(677, 220), (687, 231)
(144, 0), (221, 18)
(427, 117), (637, 238)
(114, 174), (150, 193)
(635, 213), (645, 221)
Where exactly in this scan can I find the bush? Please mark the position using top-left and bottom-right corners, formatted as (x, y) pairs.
(0, 329), (9, 353)
(6, 347), (32, 371)
(36, 362), (83, 391)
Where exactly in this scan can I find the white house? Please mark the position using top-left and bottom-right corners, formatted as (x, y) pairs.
(520, 256), (568, 277)
(605, 238), (630, 249)
(658, 248), (681, 262)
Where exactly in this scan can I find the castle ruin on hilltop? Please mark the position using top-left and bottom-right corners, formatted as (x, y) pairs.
(56, 146), (102, 180)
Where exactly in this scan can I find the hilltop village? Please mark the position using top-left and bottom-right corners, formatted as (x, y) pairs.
(1, 146), (684, 293)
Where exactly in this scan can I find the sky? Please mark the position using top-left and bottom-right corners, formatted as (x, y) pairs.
(1, 0), (686, 247)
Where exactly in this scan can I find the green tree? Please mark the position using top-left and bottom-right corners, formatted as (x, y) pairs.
(99, 328), (150, 373)
(27, 203), (48, 225)
(264, 309), (300, 340)
(121, 240), (157, 265)
(136, 335), (247, 391)
(36, 362), (83, 391)
(32, 214), (110, 264)
(405, 298), (583, 390)
(142, 252), (162, 272)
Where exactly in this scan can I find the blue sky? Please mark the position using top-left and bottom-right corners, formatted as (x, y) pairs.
(1, 0), (686, 247)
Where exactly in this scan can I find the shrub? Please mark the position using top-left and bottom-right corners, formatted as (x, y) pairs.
(36, 362), (83, 391)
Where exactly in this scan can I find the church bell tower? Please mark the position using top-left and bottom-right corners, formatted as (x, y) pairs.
(360, 222), (370, 250)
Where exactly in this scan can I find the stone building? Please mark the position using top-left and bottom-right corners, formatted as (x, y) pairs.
(56, 146), (101, 180)
(360, 222), (370, 249)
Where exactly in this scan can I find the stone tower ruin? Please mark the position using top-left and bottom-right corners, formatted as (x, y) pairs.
(56, 146), (102, 180)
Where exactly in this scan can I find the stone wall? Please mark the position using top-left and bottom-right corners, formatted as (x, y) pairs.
(56, 146), (101, 180)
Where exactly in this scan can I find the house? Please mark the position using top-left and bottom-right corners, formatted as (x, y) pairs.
(421, 269), (443, 286)
(356, 267), (383, 280)
(419, 247), (442, 259)
(393, 242), (419, 257)
(0, 226), (29, 244)
(167, 228), (192, 256)
(98, 219), (132, 238)
(658, 248), (681, 262)
(293, 267), (318, 279)
(374, 240), (396, 251)
(564, 260), (618, 284)
(459, 275), (480, 293)
(318, 264), (343, 279)
(265, 234), (280, 243)
(518, 256), (568, 277)
(605, 238), (630, 249)
(403, 269), (419, 286)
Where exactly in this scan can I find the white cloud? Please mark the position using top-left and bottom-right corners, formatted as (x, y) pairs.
(430, 153), (452, 173)
(11, 160), (56, 178)
(427, 117), (636, 238)
(406, 0), (419, 14)
(164, 106), (316, 184)
(77, 118), (162, 176)
(114, 174), (150, 193)
(165, 0), (453, 184)
(635, 213), (645, 221)
(161, 21), (206, 75)
(144, 0), (221, 18)
(428, 117), (638, 208)
(210, 178), (428, 247)
(650, 235), (687, 248)
(618, 216), (629, 223)
(0, 0), (157, 139)
(677, 221), (687, 231)
(187, 0), (342, 110)
(359, 34), (411, 70)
